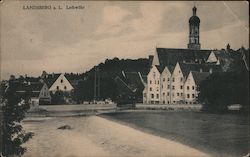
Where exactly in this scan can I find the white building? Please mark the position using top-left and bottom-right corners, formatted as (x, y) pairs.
(45, 73), (74, 93)
(146, 65), (161, 104)
(184, 71), (209, 104)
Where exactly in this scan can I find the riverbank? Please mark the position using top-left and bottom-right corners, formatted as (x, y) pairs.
(101, 111), (249, 157)
(22, 116), (209, 157)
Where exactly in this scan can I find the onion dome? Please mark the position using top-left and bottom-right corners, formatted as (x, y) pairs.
(189, 6), (200, 25)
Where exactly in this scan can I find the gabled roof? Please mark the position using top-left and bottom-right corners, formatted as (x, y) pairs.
(43, 73), (61, 88)
(179, 62), (221, 77)
(114, 76), (134, 95)
(123, 71), (145, 90)
(26, 83), (44, 92)
(155, 65), (165, 73)
(156, 48), (212, 67)
(192, 71), (210, 85)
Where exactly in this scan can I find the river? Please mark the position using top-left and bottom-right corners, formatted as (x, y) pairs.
(102, 111), (249, 157)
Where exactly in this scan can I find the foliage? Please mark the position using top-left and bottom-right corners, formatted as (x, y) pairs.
(73, 57), (150, 103)
(198, 71), (249, 112)
(1, 81), (33, 156)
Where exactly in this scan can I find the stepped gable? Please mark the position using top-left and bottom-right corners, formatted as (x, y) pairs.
(156, 48), (211, 67)
(191, 71), (210, 85)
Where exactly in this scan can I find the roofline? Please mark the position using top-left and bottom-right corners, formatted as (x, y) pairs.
(156, 47), (213, 51)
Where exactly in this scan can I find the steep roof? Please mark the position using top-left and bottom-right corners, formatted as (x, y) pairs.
(156, 48), (212, 67)
(123, 72), (145, 91)
(43, 73), (61, 88)
(114, 76), (134, 95)
(192, 71), (210, 85)
(179, 62), (221, 77)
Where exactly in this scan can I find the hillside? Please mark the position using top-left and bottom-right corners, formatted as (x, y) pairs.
(73, 57), (150, 103)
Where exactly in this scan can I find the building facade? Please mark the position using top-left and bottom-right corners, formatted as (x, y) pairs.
(143, 6), (222, 105)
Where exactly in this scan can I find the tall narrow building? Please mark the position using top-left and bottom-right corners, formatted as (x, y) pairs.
(188, 6), (200, 50)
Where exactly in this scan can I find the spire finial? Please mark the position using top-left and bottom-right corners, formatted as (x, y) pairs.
(193, 3), (197, 16)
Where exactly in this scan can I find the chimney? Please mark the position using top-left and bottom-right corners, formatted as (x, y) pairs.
(52, 73), (55, 78)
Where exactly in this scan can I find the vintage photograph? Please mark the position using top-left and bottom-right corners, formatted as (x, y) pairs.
(0, 0), (249, 157)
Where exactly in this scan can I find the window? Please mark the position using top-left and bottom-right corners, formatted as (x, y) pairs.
(167, 85), (170, 89)
(180, 85), (183, 89)
(172, 77), (175, 82)
(155, 80), (156, 84)
(172, 93), (175, 97)
(156, 94), (159, 99)
(163, 78), (165, 82)
(192, 86), (195, 90)
(187, 94), (190, 98)
(156, 87), (159, 91)
(167, 92), (170, 96)
(167, 78), (170, 82)
(163, 93), (165, 96)
(151, 94), (154, 98)
(181, 93), (183, 96)
(61, 79), (63, 83)
(179, 70), (181, 73)
(150, 80), (152, 84)
(172, 86), (175, 90)
(192, 94), (195, 98)
(150, 87), (152, 91)
(64, 86), (67, 90)
(187, 86), (189, 90)
(56, 86), (59, 90)
(157, 81), (159, 84)
(180, 77), (183, 82)
(177, 93), (180, 96)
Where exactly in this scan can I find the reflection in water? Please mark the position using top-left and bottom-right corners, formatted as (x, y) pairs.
(103, 112), (249, 157)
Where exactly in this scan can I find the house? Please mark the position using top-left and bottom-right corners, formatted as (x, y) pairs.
(115, 71), (146, 104)
(170, 62), (185, 104)
(184, 71), (210, 104)
(143, 6), (226, 105)
(44, 73), (74, 93)
(26, 82), (51, 106)
(5, 80), (51, 109)
(145, 65), (162, 104)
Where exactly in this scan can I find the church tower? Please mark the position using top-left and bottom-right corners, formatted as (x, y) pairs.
(188, 6), (200, 50)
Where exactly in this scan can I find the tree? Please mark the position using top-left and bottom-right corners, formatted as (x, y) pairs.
(198, 71), (249, 112)
(1, 81), (33, 156)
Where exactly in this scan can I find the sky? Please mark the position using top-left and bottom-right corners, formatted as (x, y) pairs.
(0, 1), (249, 80)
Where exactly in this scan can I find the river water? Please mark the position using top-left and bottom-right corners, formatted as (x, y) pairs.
(102, 111), (249, 157)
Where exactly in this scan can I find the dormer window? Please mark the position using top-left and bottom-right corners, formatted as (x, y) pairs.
(64, 86), (67, 90)
(61, 79), (63, 83)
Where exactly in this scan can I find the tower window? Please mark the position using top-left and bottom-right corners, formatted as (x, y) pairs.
(61, 79), (63, 83)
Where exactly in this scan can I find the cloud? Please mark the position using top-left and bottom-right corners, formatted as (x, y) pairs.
(0, 1), (249, 80)
(94, 5), (133, 36)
